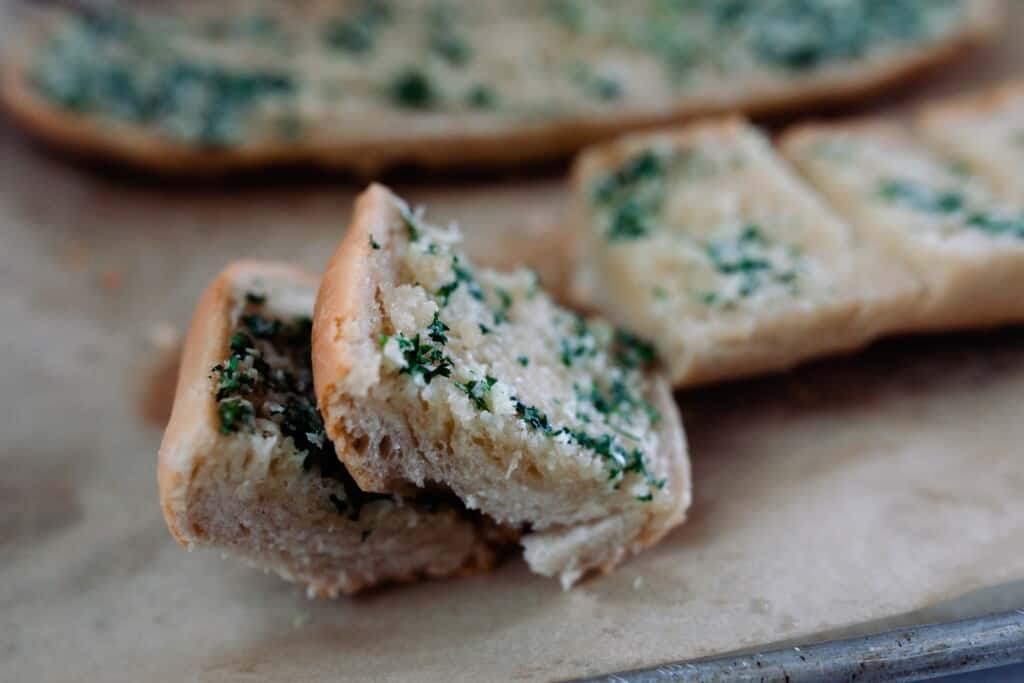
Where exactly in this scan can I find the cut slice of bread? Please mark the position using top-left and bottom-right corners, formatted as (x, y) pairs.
(567, 118), (921, 388)
(158, 261), (505, 597)
(312, 184), (690, 587)
(0, 0), (1000, 174)
(916, 81), (1024, 202)
(781, 121), (1024, 332)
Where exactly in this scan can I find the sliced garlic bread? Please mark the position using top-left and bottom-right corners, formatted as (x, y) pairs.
(916, 81), (1024, 202)
(568, 118), (920, 388)
(312, 185), (690, 587)
(1, 0), (999, 173)
(782, 121), (1024, 331)
(158, 261), (503, 597)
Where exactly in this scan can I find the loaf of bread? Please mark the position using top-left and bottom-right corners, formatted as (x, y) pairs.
(158, 261), (505, 597)
(916, 80), (1024, 202)
(1, 0), (1000, 173)
(567, 118), (920, 388)
(781, 120), (1024, 332)
(312, 185), (691, 587)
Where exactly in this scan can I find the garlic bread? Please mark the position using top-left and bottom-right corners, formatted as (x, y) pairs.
(782, 121), (1024, 331)
(1, 0), (1000, 173)
(568, 118), (920, 388)
(312, 185), (691, 588)
(916, 81), (1024, 202)
(158, 261), (503, 597)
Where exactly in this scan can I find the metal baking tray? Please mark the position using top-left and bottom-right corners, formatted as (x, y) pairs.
(576, 611), (1024, 683)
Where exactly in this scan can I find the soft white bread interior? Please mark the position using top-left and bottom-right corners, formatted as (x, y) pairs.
(567, 118), (921, 388)
(915, 80), (1024, 202)
(313, 185), (691, 588)
(157, 261), (503, 597)
(781, 121), (1024, 332)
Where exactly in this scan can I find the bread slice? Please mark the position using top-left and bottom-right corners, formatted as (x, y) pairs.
(567, 118), (922, 388)
(312, 184), (690, 587)
(0, 0), (1000, 174)
(916, 81), (1024, 202)
(781, 121), (1024, 332)
(158, 261), (504, 597)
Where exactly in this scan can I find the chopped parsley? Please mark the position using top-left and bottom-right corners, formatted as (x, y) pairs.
(429, 30), (472, 66)
(515, 399), (557, 436)
(465, 84), (497, 109)
(702, 225), (801, 304)
(391, 68), (436, 109)
(879, 178), (1024, 240)
(400, 204), (423, 241)
(211, 291), (392, 521)
(612, 329), (657, 369)
(437, 255), (484, 305)
(427, 312), (450, 343)
(879, 179), (964, 214)
(394, 332), (453, 383)
(217, 397), (253, 434)
(493, 288), (513, 324)
(380, 205), (664, 500)
(370, 235), (381, 250)
(592, 150), (663, 204)
(590, 149), (675, 243)
(455, 375), (497, 411)
(323, 0), (392, 54)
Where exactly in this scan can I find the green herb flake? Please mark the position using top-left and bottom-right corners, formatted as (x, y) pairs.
(493, 288), (513, 324)
(437, 255), (484, 306)
(369, 235), (381, 250)
(456, 375), (497, 411)
(879, 179), (965, 214)
(427, 312), (450, 344)
(515, 399), (557, 436)
(465, 84), (497, 109)
(399, 205), (422, 241)
(613, 329), (657, 369)
(391, 68), (435, 109)
(217, 397), (253, 434)
(430, 31), (472, 66)
(395, 333), (453, 384)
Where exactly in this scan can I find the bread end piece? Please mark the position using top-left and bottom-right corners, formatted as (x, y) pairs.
(159, 260), (502, 596)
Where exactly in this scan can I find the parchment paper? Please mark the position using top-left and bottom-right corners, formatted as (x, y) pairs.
(2, 6), (1024, 682)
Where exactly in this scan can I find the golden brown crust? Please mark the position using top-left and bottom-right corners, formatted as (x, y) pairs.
(1, 0), (1001, 175)
(312, 184), (396, 491)
(157, 261), (317, 546)
(915, 79), (1024, 127)
(777, 117), (910, 156)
